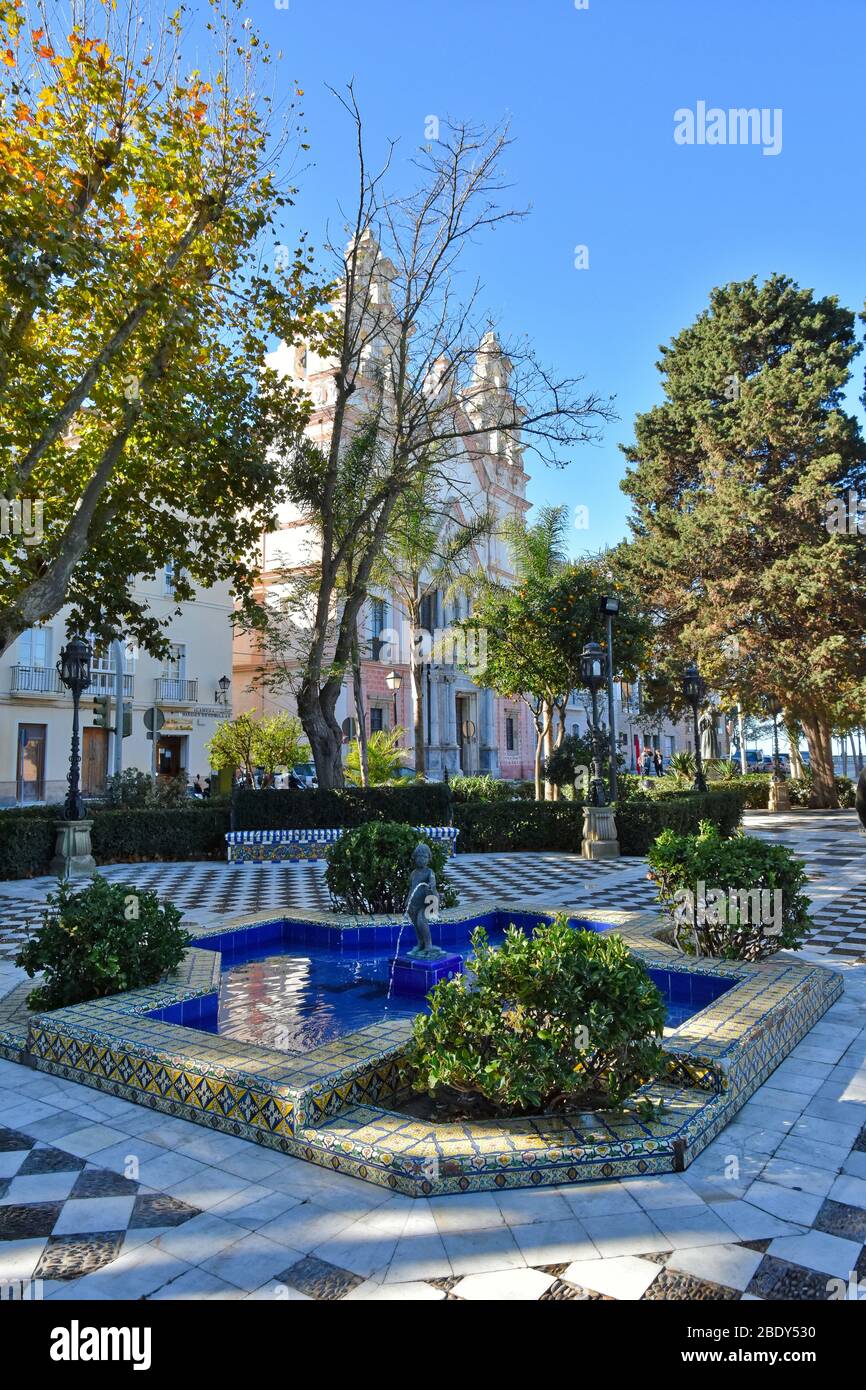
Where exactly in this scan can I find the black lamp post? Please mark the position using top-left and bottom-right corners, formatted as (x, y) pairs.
(682, 662), (708, 793)
(56, 635), (92, 821)
(580, 640), (608, 806)
(215, 674), (231, 705)
(599, 595), (620, 802)
(385, 669), (403, 732)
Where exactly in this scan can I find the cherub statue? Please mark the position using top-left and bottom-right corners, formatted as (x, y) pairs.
(405, 842), (445, 959)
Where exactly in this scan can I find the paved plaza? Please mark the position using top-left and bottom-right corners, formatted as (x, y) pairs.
(0, 809), (865, 1301)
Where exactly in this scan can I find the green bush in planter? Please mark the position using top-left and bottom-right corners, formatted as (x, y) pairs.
(16, 874), (189, 1010)
(646, 820), (811, 961)
(404, 915), (665, 1116)
(325, 821), (458, 915)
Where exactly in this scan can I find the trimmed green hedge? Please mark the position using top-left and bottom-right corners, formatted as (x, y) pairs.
(91, 807), (230, 862)
(454, 801), (584, 853)
(0, 816), (56, 879)
(234, 782), (454, 831)
(616, 789), (744, 856)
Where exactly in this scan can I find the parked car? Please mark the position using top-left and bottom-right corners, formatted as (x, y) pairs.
(292, 762), (318, 789)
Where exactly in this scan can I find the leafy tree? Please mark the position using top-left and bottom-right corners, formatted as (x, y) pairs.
(0, 0), (323, 657)
(258, 91), (613, 788)
(206, 711), (308, 783)
(467, 509), (647, 798)
(618, 274), (866, 807)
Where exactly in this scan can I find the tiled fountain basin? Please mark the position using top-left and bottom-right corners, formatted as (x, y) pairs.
(3, 902), (842, 1196)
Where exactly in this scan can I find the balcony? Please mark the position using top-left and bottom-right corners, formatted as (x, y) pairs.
(155, 676), (198, 704)
(90, 670), (135, 697)
(10, 665), (64, 695)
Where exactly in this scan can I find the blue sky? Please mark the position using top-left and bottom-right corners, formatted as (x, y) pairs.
(242, 0), (866, 554)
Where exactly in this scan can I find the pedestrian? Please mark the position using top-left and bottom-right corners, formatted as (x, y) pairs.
(192, 774), (204, 798)
(642, 746), (652, 777)
(653, 748), (663, 777)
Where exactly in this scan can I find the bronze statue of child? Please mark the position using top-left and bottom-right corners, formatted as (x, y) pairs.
(405, 842), (445, 959)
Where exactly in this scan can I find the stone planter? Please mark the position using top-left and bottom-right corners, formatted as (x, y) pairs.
(50, 819), (96, 879)
(581, 804), (620, 860)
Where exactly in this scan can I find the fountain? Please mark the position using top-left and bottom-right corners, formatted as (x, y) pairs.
(390, 842), (462, 996)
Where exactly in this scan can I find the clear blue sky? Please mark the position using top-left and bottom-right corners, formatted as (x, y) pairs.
(243, 0), (866, 554)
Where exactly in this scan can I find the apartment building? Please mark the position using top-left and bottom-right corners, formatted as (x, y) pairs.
(0, 571), (234, 806)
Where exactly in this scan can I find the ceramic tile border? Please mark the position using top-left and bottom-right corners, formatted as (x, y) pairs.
(3, 899), (843, 1195)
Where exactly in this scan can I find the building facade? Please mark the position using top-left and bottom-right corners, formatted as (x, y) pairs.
(0, 572), (234, 806)
(234, 234), (715, 781)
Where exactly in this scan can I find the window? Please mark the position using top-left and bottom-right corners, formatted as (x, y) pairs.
(163, 561), (185, 596)
(370, 598), (387, 661)
(505, 716), (515, 752)
(571, 722), (580, 740)
(18, 626), (50, 668)
(164, 644), (186, 680)
(370, 706), (384, 734)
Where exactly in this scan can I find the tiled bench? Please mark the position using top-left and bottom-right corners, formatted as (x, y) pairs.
(225, 825), (459, 863)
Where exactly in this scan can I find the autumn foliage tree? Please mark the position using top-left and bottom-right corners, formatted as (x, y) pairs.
(0, 0), (324, 656)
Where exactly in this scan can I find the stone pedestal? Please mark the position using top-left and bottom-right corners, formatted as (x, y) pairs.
(391, 952), (463, 996)
(50, 819), (96, 879)
(581, 804), (620, 860)
(768, 779), (790, 812)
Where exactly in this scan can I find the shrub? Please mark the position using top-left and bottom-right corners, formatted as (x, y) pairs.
(344, 729), (409, 785)
(616, 788), (744, 855)
(788, 770), (854, 808)
(453, 801), (583, 853)
(91, 806), (230, 861)
(669, 750), (696, 783)
(448, 774), (520, 803)
(0, 815), (55, 878)
(325, 821), (457, 915)
(404, 915), (665, 1116)
(647, 820), (811, 960)
(734, 775), (771, 809)
(16, 875), (189, 1010)
(234, 781), (453, 831)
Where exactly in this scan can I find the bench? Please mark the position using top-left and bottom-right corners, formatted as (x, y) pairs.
(225, 825), (459, 864)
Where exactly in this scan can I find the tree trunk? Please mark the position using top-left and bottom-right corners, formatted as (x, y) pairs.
(351, 623), (369, 788)
(543, 701), (555, 800)
(409, 605), (426, 776)
(297, 679), (345, 790)
(785, 717), (805, 779)
(737, 705), (748, 774)
(801, 712), (838, 808)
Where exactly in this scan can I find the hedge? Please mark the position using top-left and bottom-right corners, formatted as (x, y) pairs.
(616, 788), (744, 856)
(0, 816), (56, 879)
(90, 806), (230, 862)
(233, 782), (454, 831)
(453, 801), (584, 853)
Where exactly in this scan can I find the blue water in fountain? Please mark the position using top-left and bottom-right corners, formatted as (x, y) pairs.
(149, 911), (735, 1056)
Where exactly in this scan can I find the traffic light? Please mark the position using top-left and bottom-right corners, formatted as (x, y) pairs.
(122, 702), (132, 738)
(92, 696), (111, 728)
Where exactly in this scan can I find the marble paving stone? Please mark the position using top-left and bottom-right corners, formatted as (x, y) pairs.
(0, 1236), (47, 1281)
(1, 1171), (79, 1205)
(147, 1267), (245, 1299)
(759, 1157), (837, 1198)
(382, 1232), (453, 1284)
(767, 1229), (863, 1279)
(148, 1212), (247, 1264)
(705, 1200), (805, 1242)
(510, 1218), (597, 1266)
(581, 1212), (667, 1259)
(428, 1191), (505, 1234)
(310, 1226), (402, 1281)
(452, 1267), (556, 1300)
(619, 1175), (707, 1211)
(742, 1181), (825, 1227)
(561, 1255), (659, 1300)
(666, 1243), (764, 1292)
(494, 1187), (576, 1228)
(441, 1226), (526, 1276)
(346, 1278), (446, 1301)
(199, 1232), (303, 1293)
(257, 1201), (361, 1253)
(828, 1173), (866, 1211)
(561, 1182), (643, 1219)
(649, 1206), (739, 1250)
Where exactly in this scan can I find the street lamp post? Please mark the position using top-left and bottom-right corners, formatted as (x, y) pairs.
(579, 641), (620, 860)
(50, 635), (96, 878)
(682, 662), (708, 794)
(385, 669), (403, 735)
(599, 595), (620, 802)
(580, 640), (608, 807)
(765, 695), (790, 812)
